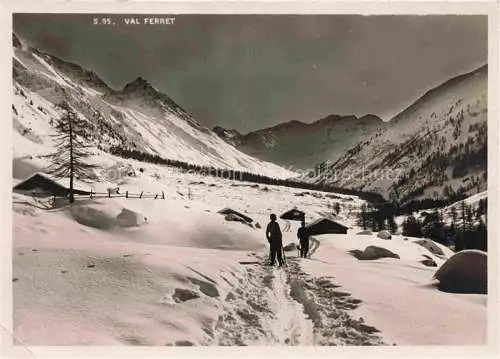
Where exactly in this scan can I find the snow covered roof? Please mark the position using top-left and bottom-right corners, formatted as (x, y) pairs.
(304, 217), (349, 236)
(217, 207), (253, 223)
(306, 217), (349, 229)
(18, 171), (52, 183)
(13, 171), (91, 195)
(280, 208), (305, 221)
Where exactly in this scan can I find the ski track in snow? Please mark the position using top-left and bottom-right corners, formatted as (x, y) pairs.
(209, 253), (385, 346)
(210, 253), (311, 346)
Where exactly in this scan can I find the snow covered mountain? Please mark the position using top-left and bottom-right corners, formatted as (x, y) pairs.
(12, 33), (292, 179)
(312, 65), (487, 204)
(212, 126), (243, 146)
(215, 114), (386, 170)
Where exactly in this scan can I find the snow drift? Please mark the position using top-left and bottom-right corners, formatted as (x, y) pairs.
(67, 201), (145, 230)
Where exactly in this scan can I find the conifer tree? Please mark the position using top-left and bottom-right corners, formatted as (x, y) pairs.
(45, 101), (97, 203)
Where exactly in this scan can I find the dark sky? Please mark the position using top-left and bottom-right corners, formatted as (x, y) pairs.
(13, 14), (487, 133)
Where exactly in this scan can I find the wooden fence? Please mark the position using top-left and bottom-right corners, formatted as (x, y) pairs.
(48, 190), (166, 203)
(88, 190), (165, 200)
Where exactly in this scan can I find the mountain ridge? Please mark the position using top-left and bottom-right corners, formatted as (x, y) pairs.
(312, 64), (487, 204)
(12, 33), (292, 178)
(214, 113), (386, 170)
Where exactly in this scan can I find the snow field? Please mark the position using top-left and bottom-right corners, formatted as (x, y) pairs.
(12, 168), (487, 346)
(300, 234), (486, 345)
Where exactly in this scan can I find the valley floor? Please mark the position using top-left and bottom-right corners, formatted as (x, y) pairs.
(11, 157), (487, 347)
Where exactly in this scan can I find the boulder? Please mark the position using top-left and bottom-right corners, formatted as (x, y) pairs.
(117, 207), (145, 227)
(349, 245), (400, 260)
(377, 230), (392, 240)
(434, 250), (487, 294)
(414, 238), (445, 256)
(421, 255), (438, 267)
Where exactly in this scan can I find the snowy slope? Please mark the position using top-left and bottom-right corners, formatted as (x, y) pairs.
(12, 34), (293, 179)
(215, 114), (386, 170)
(441, 190), (487, 228)
(314, 65), (487, 203)
(12, 154), (486, 346)
(299, 236), (486, 345)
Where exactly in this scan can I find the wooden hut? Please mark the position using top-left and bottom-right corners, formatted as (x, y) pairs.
(13, 172), (91, 197)
(305, 217), (349, 235)
(280, 208), (305, 221)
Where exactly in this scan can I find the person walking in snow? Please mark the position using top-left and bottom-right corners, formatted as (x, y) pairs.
(266, 213), (284, 267)
(297, 220), (310, 258)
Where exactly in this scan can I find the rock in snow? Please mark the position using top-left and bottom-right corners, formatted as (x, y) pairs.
(68, 201), (145, 229)
(349, 245), (400, 260)
(377, 230), (392, 240)
(434, 250), (487, 294)
(414, 238), (445, 257)
(116, 208), (145, 227)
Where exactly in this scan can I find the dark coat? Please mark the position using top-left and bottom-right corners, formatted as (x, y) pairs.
(297, 227), (309, 242)
(266, 221), (282, 245)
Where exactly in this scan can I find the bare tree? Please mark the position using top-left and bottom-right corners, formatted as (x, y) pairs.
(45, 101), (97, 203)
